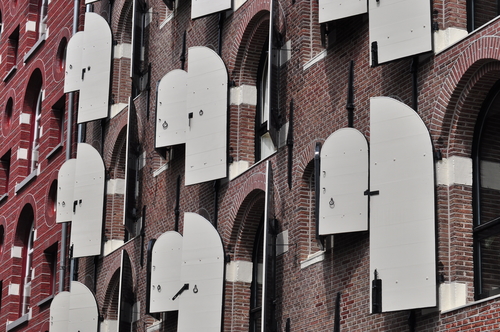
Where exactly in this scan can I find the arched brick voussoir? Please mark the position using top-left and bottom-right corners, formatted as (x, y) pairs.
(429, 36), (500, 154)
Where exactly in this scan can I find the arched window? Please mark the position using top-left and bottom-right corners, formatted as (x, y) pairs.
(256, 50), (275, 161)
(16, 205), (35, 317)
(249, 219), (264, 332)
(473, 80), (500, 299)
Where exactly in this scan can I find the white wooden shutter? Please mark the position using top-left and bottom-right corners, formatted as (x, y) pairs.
(369, 97), (436, 312)
(191, 0), (232, 19)
(319, 0), (367, 23)
(319, 128), (368, 235)
(150, 231), (183, 313)
(71, 143), (105, 258)
(155, 69), (188, 148)
(185, 47), (227, 185)
(78, 12), (112, 123)
(69, 281), (99, 332)
(369, 0), (432, 65)
(64, 32), (84, 93)
(57, 158), (76, 223)
(178, 212), (224, 332)
(50, 282), (98, 332)
(50, 291), (70, 332)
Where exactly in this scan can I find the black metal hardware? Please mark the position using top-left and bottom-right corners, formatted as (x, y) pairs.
(188, 112), (193, 126)
(372, 270), (382, 313)
(73, 200), (78, 213)
(334, 292), (341, 332)
(411, 56), (419, 111)
(314, 142), (325, 249)
(172, 283), (189, 301)
(286, 318), (291, 332)
(346, 60), (355, 128)
(371, 42), (378, 67)
(82, 67), (86, 80)
(287, 99), (294, 189)
(364, 190), (379, 196)
(174, 175), (180, 232)
(180, 30), (186, 70)
(140, 205), (146, 267)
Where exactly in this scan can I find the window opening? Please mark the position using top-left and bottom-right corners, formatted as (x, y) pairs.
(467, 0), (500, 32)
(473, 80), (500, 299)
(30, 89), (43, 173)
(256, 49), (276, 162)
(38, 0), (48, 38)
(0, 151), (11, 197)
(21, 223), (35, 316)
(249, 219), (264, 332)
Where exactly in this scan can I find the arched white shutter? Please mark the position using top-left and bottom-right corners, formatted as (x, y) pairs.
(319, 128), (368, 235)
(50, 291), (70, 332)
(71, 143), (105, 258)
(78, 12), (112, 123)
(155, 70), (188, 148)
(57, 158), (76, 223)
(64, 32), (84, 93)
(178, 212), (224, 332)
(69, 281), (99, 332)
(150, 231), (183, 312)
(185, 47), (227, 185)
(369, 97), (436, 312)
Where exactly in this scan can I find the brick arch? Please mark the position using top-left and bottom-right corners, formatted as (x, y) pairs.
(109, 126), (127, 179)
(12, 195), (37, 246)
(112, 0), (134, 44)
(231, 10), (270, 86)
(225, 170), (267, 256)
(102, 268), (121, 320)
(430, 36), (500, 156)
(103, 111), (127, 167)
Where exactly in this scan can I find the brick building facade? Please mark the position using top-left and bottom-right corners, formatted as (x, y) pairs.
(4, 0), (500, 331)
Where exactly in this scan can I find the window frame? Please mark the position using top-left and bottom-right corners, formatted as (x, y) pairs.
(472, 79), (500, 300)
(467, 0), (500, 32)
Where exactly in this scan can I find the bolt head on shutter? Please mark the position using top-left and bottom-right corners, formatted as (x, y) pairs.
(369, 97), (436, 312)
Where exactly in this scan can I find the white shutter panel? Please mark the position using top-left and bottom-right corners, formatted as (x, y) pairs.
(57, 158), (76, 223)
(50, 291), (70, 332)
(85, 0), (99, 3)
(155, 69), (188, 148)
(64, 31), (84, 93)
(369, 0), (432, 65)
(71, 143), (105, 258)
(178, 212), (224, 332)
(78, 12), (112, 123)
(191, 0), (232, 19)
(185, 47), (227, 185)
(319, 128), (368, 235)
(319, 0), (367, 23)
(150, 231), (183, 313)
(69, 281), (99, 332)
(369, 97), (436, 312)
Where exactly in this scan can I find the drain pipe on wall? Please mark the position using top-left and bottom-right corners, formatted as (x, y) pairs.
(59, 0), (80, 293)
